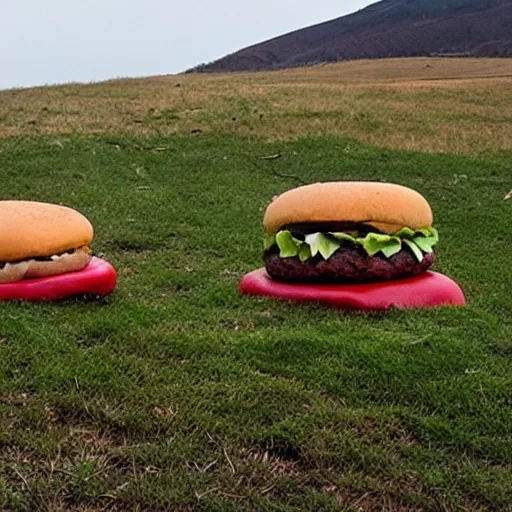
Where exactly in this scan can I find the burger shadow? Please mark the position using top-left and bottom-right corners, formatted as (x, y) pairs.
(45, 293), (114, 307)
(272, 298), (402, 319)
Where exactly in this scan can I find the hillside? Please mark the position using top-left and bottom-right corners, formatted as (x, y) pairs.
(2, 58), (512, 154)
(191, 0), (512, 73)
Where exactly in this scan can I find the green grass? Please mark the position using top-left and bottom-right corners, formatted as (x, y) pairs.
(0, 134), (511, 511)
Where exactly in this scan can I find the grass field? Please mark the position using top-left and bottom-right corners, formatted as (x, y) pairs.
(2, 58), (512, 154)
(0, 59), (511, 511)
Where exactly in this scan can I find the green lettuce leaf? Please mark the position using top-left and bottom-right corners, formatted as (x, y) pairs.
(416, 227), (439, 241)
(381, 241), (403, 258)
(298, 244), (312, 262)
(414, 235), (437, 253)
(403, 239), (424, 262)
(304, 232), (340, 259)
(275, 230), (302, 258)
(263, 234), (276, 251)
(394, 227), (416, 239)
(361, 233), (402, 257)
(329, 232), (357, 243)
(412, 227), (438, 255)
(266, 226), (438, 263)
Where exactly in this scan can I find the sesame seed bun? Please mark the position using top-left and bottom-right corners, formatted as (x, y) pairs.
(0, 201), (93, 261)
(263, 182), (433, 235)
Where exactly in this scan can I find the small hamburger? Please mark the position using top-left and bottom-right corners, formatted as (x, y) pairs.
(0, 201), (93, 284)
(263, 181), (438, 283)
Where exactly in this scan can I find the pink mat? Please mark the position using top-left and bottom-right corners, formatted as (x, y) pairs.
(240, 268), (465, 310)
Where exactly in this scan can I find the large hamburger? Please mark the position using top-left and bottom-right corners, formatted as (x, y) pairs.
(0, 201), (93, 284)
(262, 181), (438, 283)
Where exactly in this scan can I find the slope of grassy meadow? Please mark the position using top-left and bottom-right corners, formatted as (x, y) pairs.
(2, 58), (512, 154)
(0, 59), (511, 511)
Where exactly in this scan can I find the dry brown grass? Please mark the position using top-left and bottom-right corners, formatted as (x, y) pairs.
(2, 57), (512, 153)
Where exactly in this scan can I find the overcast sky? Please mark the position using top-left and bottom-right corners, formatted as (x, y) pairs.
(1, 1), (374, 91)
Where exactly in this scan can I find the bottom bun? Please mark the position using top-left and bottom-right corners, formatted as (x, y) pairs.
(0, 247), (92, 284)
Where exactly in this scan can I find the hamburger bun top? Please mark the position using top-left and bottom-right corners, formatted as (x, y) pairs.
(0, 201), (93, 261)
(263, 181), (433, 235)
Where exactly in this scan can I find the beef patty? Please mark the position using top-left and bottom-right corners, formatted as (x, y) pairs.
(264, 244), (434, 283)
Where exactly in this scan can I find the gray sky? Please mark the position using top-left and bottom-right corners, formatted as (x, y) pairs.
(1, 1), (374, 91)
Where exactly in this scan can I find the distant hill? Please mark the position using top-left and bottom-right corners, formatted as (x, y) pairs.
(189, 0), (512, 73)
